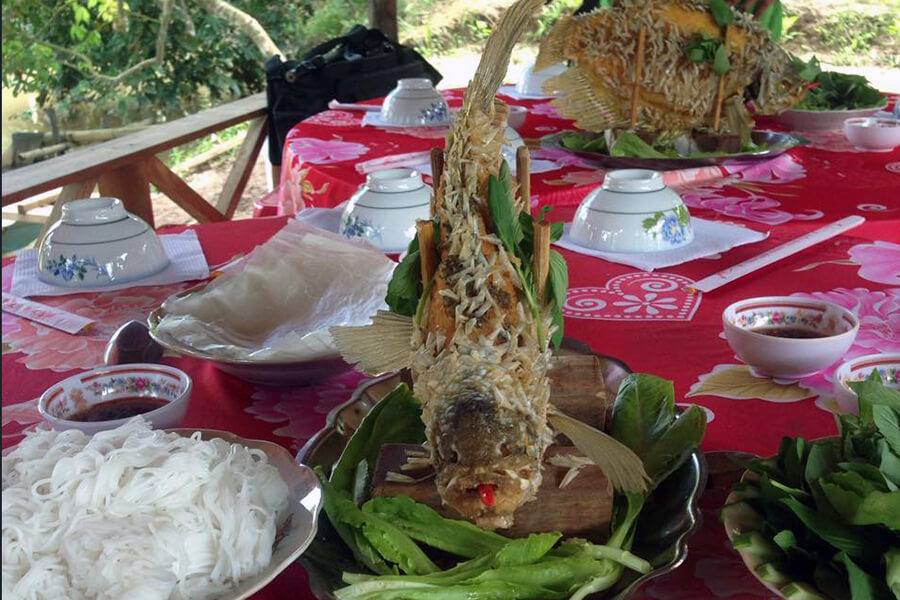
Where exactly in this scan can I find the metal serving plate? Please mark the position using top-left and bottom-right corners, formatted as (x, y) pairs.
(541, 130), (804, 170)
(147, 283), (352, 386)
(296, 344), (707, 600)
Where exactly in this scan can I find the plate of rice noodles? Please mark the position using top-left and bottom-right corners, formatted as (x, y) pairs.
(2, 419), (323, 600)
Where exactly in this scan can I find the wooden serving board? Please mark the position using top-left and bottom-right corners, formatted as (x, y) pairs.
(362, 342), (629, 539)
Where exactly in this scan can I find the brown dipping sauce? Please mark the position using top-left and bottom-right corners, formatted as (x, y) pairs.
(67, 397), (168, 422)
(751, 327), (827, 339)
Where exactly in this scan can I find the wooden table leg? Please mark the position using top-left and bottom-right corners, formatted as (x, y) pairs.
(98, 163), (154, 227)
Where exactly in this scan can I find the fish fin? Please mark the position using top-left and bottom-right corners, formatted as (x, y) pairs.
(548, 409), (650, 494)
(466, 0), (546, 113)
(547, 68), (630, 132)
(535, 16), (574, 71)
(329, 311), (413, 375)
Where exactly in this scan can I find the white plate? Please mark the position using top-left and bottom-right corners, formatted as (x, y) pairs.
(148, 283), (353, 386)
(167, 428), (323, 600)
(775, 102), (888, 131)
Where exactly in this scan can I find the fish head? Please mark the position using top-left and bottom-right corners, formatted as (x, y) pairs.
(753, 51), (809, 115)
(431, 385), (543, 530)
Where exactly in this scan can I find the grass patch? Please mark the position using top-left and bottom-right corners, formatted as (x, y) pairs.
(161, 122), (249, 171)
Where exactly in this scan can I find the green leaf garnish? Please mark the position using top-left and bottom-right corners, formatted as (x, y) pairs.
(713, 43), (731, 75)
(709, 0), (734, 26)
(385, 236), (421, 317)
(757, 0), (784, 41)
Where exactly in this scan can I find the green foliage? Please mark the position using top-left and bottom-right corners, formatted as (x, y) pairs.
(1, 0), (364, 124)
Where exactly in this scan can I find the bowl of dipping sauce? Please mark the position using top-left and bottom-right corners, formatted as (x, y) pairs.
(722, 296), (859, 379)
(39, 363), (192, 434)
(833, 353), (900, 414)
(844, 117), (900, 152)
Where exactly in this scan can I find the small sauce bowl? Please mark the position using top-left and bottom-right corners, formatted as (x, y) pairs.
(39, 363), (192, 434)
(722, 297), (859, 379)
(844, 117), (900, 152)
(833, 353), (900, 414)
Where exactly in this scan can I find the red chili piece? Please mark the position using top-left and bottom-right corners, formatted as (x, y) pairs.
(478, 484), (495, 507)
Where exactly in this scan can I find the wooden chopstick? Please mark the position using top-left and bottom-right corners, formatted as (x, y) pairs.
(417, 219), (437, 283)
(516, 145), (531, 214)
(630, 26), (647, 129)
(430, 147), (444, 217)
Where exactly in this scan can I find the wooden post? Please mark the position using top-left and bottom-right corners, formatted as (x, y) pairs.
(534, 221), (551, 304)
(516, 145), (531, 214)
(429, 147), (444, 217)
(98, 163), (154, 226)
(368, 0), (398, 41)
(216, 116), (267, 219)
(416, 220), (436, 283)
(630, 26), (647, 129)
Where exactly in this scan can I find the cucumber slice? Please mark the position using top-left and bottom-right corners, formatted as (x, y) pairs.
(780, 582), (826, 600)
(732, 532), (782, 563)
(755, 562), (791, 587)
(721, 501), (763, 535)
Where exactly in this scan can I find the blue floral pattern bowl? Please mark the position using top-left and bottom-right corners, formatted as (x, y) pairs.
(38, 197), (169, 288)
(569, 169), (694, 253)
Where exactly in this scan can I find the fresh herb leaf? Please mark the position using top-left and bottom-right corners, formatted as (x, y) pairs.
(641, 404), (707, 484)
(610, 132), (670, 158)
(757, 0), (783, 41)
(851, 370), (900, 423)
(886, 548), (900, 599)
(873, 406), (900, 456)
(487, 160), (521, 255)
(330, 384), (425, 495)
(709, 0), (734, 26)
(547, 249), (568, 349)
(780, 497), (873, 560)
(713, 42), (731, 75)
(797, 70), (886, 111)
(385, 236), (421, 316)
(840, 552), (895, 600)
(611, 373), (676, 457)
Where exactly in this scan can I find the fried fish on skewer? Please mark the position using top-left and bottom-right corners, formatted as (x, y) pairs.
(536, 0), (808, 138)
(333, 0), (649, 530)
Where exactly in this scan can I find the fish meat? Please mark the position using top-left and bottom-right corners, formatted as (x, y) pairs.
(535, 0), (808, 138)
(332, 0), (648, 531)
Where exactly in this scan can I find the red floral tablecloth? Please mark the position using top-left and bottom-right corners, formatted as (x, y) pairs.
(3, 91), (899, 599)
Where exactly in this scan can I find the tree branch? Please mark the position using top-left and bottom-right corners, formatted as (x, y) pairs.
(156, 0), (174, 63)
(194, 0), (283, 59)
(177, 0), (196, 36)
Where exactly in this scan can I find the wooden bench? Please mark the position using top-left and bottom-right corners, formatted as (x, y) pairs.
(1, 92), (270, 239)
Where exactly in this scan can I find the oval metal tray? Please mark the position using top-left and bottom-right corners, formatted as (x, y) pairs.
(297, 344), (706, 600)
(541, 130), (804, 170)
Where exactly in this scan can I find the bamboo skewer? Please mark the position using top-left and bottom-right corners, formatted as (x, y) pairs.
(630, 26), (647, 129)
(713, 25), (732, 132)
(515, 145), (531, 214)
(417, 220), (437, 283)
(430, 147), (444, 217)
(534, 220), (551, 303)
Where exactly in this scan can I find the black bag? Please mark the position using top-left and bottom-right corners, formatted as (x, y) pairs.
(265, 26), (442, 165)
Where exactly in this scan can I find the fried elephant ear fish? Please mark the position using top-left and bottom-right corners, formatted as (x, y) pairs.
(332, 0), (648, 531)
(535, 0), (807, 137)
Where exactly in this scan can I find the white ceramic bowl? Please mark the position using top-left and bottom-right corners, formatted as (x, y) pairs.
(775, 102), (887, 132)
(722, 296), (860, 379)
(340, 168), (431, 252)
(516, 62), (567, 97)
(506, 105), (527, 130)
(380, 78), (450, 126)
(39, 363), (192, 434)
(833, 353), (900, 414)
(38, 197), (168, 288)
(844, 117), (900, 151)
(569, 169), (693, 253)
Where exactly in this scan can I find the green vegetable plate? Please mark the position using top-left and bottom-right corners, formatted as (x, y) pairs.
(297, 345), (707, 600)
(775, 103), (889, 133)
(541, 130), (803, 170)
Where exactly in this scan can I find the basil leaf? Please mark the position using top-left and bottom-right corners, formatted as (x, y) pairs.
(550, 222), (564, 242)
(713, 43), (731, 75)
(385, 236), (421, 317)
(873, 405), (900, 456)
(758, 0), (783, 41)
(487, 160), (521, 255)
(547, 249), (568, 350)
(709, 0), (734, 26)
(850, 370), (900, 423)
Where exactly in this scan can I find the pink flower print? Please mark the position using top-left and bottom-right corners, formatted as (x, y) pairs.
(287, 137), (369, 164)
(529, 103), (564, 119)
(558, 168), (607, 187)
(303, 110), (364, 127)
(772, 312), (782, 324)
(789, 287), (900, 401)
(2, 272), (187, 372)
(531, 147), (595, 169)
(612, 292), (679, 316)
(135, 378), (146, 390)
(722, 153), (807, 183)
(849, 241), (900, 285)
